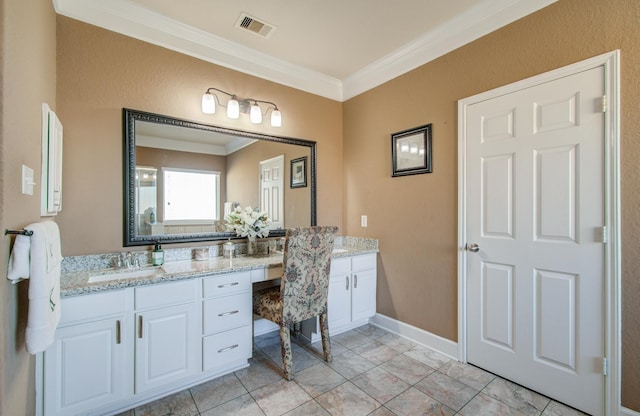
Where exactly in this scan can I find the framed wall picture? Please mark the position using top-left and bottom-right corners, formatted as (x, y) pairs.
(391, 124), (432, 177)
(290, 156), (307, 188)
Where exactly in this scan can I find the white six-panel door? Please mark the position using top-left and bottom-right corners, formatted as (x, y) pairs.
(464, 66), (606, 415)
(259, 155), (284, 228)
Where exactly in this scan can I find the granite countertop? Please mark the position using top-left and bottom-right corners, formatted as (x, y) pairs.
(61, 241), (378, 298)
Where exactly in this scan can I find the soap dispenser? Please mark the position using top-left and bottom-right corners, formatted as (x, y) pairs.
(152, 241), (164, 266)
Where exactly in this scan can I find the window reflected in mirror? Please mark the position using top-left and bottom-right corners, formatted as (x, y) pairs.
(163, 168), (220, 222)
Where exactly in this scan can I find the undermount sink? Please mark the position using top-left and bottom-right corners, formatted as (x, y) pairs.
(87, 268), (161, 284)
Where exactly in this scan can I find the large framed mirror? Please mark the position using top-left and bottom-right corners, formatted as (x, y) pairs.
(123, 108), (316, 246)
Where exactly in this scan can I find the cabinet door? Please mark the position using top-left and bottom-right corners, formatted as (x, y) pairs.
(44, 316), (128, 416)
(351, 268), (377, 322)
(328, 273), (351, 332)
(135, 302), (198, 393)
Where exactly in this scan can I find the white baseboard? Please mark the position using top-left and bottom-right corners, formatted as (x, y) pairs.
(370, 313), (458, 359)
(621, 407), (640, 416)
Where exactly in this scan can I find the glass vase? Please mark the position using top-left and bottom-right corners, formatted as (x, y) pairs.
(247, 235), (257, 256)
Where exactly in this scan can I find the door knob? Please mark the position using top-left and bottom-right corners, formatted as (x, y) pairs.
(467, 243), (480, 252)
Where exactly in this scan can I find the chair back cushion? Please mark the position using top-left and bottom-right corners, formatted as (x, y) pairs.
(280, 226), (338, 325)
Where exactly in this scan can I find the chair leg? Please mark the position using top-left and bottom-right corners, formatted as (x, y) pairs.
(279, 325), (294, 380)
(319, 312), (332, 362)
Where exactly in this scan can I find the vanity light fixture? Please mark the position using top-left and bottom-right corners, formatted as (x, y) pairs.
(201, 87), (282, 127)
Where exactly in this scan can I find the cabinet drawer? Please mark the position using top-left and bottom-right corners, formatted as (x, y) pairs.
(202, 326), (252, 372)
(202, 292), (252, 335)
(352, 253), (376, 272)
(202, 271), (251, 298)
(60, 290), (127, 325)
(135, 279), (197, 310)
(330, 257), (351, 276)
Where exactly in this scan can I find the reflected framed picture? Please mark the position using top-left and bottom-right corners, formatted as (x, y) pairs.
(290, 156), (307, 188)
(391, 124), (432, 177)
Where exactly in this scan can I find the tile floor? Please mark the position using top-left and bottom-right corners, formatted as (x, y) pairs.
(118, 325), (588, 416)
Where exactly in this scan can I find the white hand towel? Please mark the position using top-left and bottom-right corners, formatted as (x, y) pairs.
(7, 234), (31, 284)
(24, 221), (62, 354)
(44, 222), (63, 273)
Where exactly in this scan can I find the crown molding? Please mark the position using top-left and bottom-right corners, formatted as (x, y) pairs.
(342, 0), (557, 99)
(54, 0), (556, 102)
(53, 0), (344, 101)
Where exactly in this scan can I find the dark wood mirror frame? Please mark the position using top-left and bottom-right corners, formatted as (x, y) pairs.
(123, 108), (317, 246)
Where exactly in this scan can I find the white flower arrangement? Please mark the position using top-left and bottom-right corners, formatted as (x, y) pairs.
(225, 206), (272, 238)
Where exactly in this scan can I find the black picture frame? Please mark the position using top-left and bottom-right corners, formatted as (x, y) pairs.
(290, 156), (307, 188)
(391, 124), (432, 177)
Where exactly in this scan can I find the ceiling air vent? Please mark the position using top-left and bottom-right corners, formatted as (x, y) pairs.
(235, 13), (276, 39)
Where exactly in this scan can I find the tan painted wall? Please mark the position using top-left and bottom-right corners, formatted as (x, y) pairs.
(1, 0), (57, 414)
(226, 139), (311, 228)
(343, 0), (640, 409)
(55, 17), (343, 255)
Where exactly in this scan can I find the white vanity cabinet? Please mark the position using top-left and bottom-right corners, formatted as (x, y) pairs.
(349, 254), (377, 322)
(201, 271), (252, 373)
(41, 249), (377, 415)
(327, 257), (352, 331)
(327, 253), (377, 335)
(300, 252), (378, 342)
(133, 280), (199, 394)
(43, 290), (130, 416)
(41, 275), (251, 416)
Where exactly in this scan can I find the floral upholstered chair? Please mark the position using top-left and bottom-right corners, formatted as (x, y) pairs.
(252, 225), (338, 380)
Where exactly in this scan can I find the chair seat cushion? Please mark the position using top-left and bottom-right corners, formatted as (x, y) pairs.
(253, 286), (282, 324)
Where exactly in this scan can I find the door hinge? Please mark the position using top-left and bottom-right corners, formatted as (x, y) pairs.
(600, 226), (608, 244)
(602, 357), (608, 376)
(601, 95), (607, 113)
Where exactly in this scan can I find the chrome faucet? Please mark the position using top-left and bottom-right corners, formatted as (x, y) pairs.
(128, 252), (140, 268)
(116, 252), (139, 269)
(115, 253), (126, 268)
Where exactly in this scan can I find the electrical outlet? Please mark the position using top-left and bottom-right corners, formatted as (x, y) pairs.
(361, 215), (368, 227)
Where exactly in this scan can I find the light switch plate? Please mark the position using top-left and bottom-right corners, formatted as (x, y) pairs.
(361, 215), (368, 227)
(22, 164), (35, 195)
